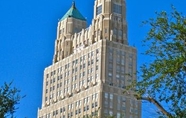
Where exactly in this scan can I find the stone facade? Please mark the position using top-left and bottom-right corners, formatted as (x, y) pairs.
(38, 0), (141, 118)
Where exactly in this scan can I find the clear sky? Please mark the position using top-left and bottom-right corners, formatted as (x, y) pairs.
(0, 0), (185, 118)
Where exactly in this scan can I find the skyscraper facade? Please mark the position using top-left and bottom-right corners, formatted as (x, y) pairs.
(38, 0), (141, 118)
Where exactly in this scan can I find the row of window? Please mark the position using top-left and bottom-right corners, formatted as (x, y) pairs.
(113, 3), (122, 14)
(40, 101), (98, 118)
(96, 5), (102, 15)
(46, 49), (100, 77)
(96, 3), (122, 16)
(45, 80), (98, 101)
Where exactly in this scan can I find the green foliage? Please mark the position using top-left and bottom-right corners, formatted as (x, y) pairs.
(130, 6), (186, 117)
(0, 82), (22, 118)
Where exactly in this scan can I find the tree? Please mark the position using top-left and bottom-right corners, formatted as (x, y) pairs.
(0, 82), (22, 118)
(127, 7), (186, 118)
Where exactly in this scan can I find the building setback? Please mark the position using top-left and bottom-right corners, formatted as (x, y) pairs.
(38, 0), (141, 118)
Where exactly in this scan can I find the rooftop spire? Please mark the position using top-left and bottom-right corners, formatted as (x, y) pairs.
(72, 1), (76, 8)
(60, 1), (86, 21)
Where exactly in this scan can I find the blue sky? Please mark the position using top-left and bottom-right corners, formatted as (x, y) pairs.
(0, 0), (185, 118)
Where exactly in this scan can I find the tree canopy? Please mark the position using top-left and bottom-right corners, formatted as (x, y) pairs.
(129, 7), (186, 118)
(0, 82), (22, 118)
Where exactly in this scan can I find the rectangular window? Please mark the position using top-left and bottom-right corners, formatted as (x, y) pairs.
(118, 30), (123, 37)
(109, 110), (113, 116)
(113, 4), (122, 14)
(96, 5), (102, 15)
(105, 93), (108, 99)
(95, 102), (98, 107)
(105, 28), (107, 33)
(117, 113), (121, 118)
(104, 101), (108, 107)
(110, 94), (113, 100)
(113, 28), (117, 35)
(108, 72), (112, 77)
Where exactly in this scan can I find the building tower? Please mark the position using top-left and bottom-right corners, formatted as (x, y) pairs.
(38, 0), (141, 118)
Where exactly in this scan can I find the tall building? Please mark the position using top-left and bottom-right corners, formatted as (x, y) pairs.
(38, 0), (141, 118)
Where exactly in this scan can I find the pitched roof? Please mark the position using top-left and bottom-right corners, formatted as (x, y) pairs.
(60, 2), (86, 21)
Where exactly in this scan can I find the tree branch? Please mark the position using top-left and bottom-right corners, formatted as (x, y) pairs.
(135, 95), (172, 117)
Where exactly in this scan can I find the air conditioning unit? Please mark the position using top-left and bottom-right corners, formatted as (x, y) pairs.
(53, 97), (57, 103)
(81, 86), (85, 90)
(73, 89), (77, 94)
(93, 81), (97, 86)
(45, 101), (50, 106)
(90, 82), (94, 87)
(67, 92), (72, 97)
(76, 88), (80, 93)
(60, 95), (65, 100)
(84, 85), (88, 89)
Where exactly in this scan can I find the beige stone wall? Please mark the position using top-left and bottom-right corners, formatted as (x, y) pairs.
(38, 40), (141, 118)
(53, 0), (128, 63)
(38, 0), (141, 118)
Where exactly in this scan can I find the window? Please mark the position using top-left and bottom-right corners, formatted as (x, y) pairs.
(84, 106), (86, 111)
(79, 100), (81, 106)
(116, 74), (120, 79)
(95, 93), (98, 99)
(104, 109), (108, 115)
(109, 111), (113, 116)
(113, 4), (122, 14)
(110, 94), (113, 100)
(45, 97), (48, 101)
(105, 28), (107, 33)
(110, 101), (113, 108)
(120, 75), (124, 81)
(96, 5), (102, 15)
(116, 66), (120, 72)
(117, 103), (120, 110)
(92, 103), (95, 108)
(53, 111), (55, 116)
(96, 49), (99, 53)
(83, 72), (85, 77)
(108, 72), (112, 77)
(116, 56), (120, 63)
(46, 74), (49, 78)
(113, 28), (117, 35)
(117, 113), (121, 118)
(91, 51), (94, 56)
(63, 107), (66, 112)
(121, 59), (125, 65)
(56, 110), (58, 115)
(91, 59), (94, 64)
(75, 59), (78, 64)
(118, 30), (123, 37)
(95, 102), (98, 107)
(96, 65), (99, 70)
(96, 74), (98, 79)
(87, 105), (89, 110)
(87, 97), (90, 103)
(83, 63), (86, 68)
(105, 93), (108, 99)
(84, 98), (87, 104)
(68, 105), (71, 110)
(104, 101), (108, 107)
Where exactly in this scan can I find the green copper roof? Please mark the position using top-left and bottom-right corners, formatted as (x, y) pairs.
(60, 2), (86, 21)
